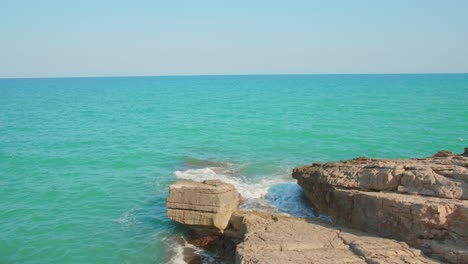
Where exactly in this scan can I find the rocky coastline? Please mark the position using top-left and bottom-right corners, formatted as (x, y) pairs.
(166, 149), (468, 263)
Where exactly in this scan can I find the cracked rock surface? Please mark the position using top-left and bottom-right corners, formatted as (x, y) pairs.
(292, 149), (468, 263)
(231, 211), (438, 264)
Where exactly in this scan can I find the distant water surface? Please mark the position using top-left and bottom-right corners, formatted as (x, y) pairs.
(0, 74), (467, 263)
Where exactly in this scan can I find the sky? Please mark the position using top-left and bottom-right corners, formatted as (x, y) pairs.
(1, 0), (468, 78)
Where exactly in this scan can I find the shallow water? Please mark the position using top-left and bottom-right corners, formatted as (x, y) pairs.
(0, 74), (467, 263)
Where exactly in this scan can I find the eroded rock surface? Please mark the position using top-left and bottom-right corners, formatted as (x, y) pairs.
(166, 180), (239, 233)
(166, 179), (443, 263)
(293, 149), (468, 263)
(293, 150), (468, 200)
(231, 211), (438, 264)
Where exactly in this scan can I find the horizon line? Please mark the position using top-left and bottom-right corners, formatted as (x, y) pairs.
(1, 72), (468, 80)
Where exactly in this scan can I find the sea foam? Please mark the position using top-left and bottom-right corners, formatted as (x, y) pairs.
(175, 167), (282, 201)
(173, 165), (315, 217)
(164, 235), (215, 264)
(170, 162), (324, 263)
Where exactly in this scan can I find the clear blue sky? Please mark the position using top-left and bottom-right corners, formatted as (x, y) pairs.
(1, 0), (468, 78)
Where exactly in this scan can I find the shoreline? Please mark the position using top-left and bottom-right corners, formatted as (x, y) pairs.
(166, 148), (468, 263)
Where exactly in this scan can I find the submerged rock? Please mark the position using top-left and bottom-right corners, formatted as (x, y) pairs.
(166, 180), (240, 234)
(293, 149), (468, 263)
(432, 150), (456, 158)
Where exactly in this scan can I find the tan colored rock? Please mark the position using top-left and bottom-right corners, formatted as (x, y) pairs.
(165, 179), (444, 263)
(292, 150), (468, 263)
(299, 188), (467, 241)
(293, 154), (468, 200)
(231, 211), (438, 264)
(166, 180), (239, 232)
(415, 240), (468, 264)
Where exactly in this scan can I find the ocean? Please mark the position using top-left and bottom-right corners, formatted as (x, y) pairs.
(0, 74), (467, 263)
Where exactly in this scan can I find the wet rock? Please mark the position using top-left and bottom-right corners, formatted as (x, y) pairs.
(463, 147), (468, 157)
(432, 150), (456, 157)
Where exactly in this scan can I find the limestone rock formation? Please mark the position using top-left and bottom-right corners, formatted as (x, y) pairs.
(165, 179), (441, 263)
(293, 151), (468, 200)
(232, 211), (438, 264)
(166, 180), (239, 233)
(293, 149), (468, 263)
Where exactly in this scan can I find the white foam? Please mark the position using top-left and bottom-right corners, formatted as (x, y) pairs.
(173, 166), (322, 218)
(113, 207), (137, 226)
(165, 236), (186, 264)
(265, 183), (317, 218)
(174, 167), (286, 201)
(164, 235), (215, 264)
(170, 164), (334, 261)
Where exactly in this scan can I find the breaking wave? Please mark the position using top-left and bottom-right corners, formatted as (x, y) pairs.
(173, 163), (316, 217)
(164, 234), (216, 264)
(168, 160), (325, 263)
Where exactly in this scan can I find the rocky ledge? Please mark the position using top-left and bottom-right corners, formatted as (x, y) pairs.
(293, 148), (468, 263)
(232, 211), (437, 263)
(166, 179), (445, 263)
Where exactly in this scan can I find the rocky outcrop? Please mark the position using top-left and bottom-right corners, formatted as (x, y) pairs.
(166, 180), (240, 233)
(293, 150), (468, 200)
(232, 211), (438, 264)
(293, 149), (468, 263)
(166, 180), (440, 263)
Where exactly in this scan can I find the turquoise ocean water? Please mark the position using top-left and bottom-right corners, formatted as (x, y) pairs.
(1, 74), (467, 263)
